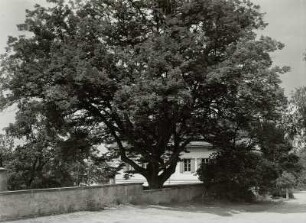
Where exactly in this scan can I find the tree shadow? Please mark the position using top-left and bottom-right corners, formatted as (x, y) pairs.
(138, 191), (306, 217)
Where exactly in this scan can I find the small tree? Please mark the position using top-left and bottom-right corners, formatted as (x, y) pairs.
(3, 105), (117, 190)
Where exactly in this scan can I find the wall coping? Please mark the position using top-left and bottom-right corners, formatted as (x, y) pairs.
(0, 183), (203, 196)
(143, 183), (203, 192)
(0, 168), (7, 172)
(0, 183), (143, 196)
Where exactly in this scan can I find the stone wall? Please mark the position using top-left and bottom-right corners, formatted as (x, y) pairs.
(0, 183), (203, 222)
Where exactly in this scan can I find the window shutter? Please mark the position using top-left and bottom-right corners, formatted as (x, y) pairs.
(180, 161), (184, 173)
(197, 158), (202, 169)
(191, 158), (195, 173)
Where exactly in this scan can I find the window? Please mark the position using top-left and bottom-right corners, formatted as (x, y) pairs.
(125, 164), (134, 171)
(183, 159), (191, 172)
(202, 158), (210, 164)
(180, 158), (195, 173)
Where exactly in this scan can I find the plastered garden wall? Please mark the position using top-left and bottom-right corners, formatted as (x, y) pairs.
(0, 183), (204, 221)
(139, 184), (203, 204)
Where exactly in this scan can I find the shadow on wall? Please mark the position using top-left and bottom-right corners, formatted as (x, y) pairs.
(137, 191), (306, 217)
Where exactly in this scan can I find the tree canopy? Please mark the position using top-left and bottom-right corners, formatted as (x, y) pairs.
(0, 0), (289, 188)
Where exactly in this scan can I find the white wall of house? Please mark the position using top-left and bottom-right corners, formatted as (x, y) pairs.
(115, 142), (216, 185)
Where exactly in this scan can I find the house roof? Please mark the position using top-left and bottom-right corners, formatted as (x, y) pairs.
(98, 141), (213, 154)
(186, 141), (212, 148)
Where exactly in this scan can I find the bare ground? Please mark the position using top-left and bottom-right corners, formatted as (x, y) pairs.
(4, 191), (306, 223)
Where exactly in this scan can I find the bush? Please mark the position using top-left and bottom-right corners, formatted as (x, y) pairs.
(198, 148), (278, 201)
(271, 171), (297, 198)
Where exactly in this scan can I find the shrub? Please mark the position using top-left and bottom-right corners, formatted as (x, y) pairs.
(198, 148), (278, 201)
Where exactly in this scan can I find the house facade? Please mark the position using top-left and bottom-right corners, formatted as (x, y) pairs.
(115, 141), (215, 185)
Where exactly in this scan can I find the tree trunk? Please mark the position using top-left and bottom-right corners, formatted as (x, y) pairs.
(146, 174), (165, 189)
(285, 188), (289, 199)
(146, 161), (164, 189)
(145, 161), (178, 189)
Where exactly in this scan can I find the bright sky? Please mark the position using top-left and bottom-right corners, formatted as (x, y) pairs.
(0, 0), (305, 131)
(252, 0), (306, 95)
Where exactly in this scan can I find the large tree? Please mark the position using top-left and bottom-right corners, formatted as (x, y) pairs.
(0, 0), (288, 188)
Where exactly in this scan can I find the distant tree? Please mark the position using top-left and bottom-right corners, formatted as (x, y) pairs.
(289, 87), (306, 142)
(286, 51), (306, 188)
(0, 0), (289, 188)
(288, 86), (306, 189)
(297, 149), (306, 188)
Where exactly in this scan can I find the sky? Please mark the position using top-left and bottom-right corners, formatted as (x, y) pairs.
(0, 0), (305, 131)
(252, 0), (306, 95)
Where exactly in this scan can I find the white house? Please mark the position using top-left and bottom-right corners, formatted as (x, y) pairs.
(115, 141), (216, 185)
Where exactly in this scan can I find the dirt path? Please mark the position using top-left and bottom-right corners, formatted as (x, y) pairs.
(4, 191), (306, 223)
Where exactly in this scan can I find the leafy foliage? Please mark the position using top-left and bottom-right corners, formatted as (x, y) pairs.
(0, 134), (14, 167)
(1, 103), (116, 190)
(198, 148), (278, 201)
(198, 123), (301, 201)
(289, 85), (306, 189)
(4, 126), (117, 190)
